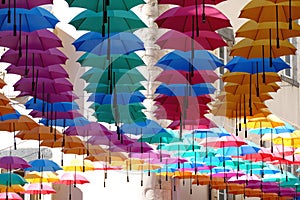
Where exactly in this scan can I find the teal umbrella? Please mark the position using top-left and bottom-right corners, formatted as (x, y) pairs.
(138, 129), (181, 144)
(263, 171), (298, 182)
(84, 82), (145, 93)
(78, 53), (145, 69)
(0, 173), (27, 186)
(69, 10), (147, 33)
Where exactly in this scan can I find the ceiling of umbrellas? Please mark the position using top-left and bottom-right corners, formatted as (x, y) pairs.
(0, 0), (299, 199)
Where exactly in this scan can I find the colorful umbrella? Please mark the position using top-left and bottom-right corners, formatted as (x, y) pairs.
(25, 159), (62, 172)
(0, 192), (22, 200)
(24, 171), (60, 183)
(0, 156), (31, 170)
(0, 173), (27, 186)
(23, 183), (56, 195)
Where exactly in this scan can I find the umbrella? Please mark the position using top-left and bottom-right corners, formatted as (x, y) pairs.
(155, 29), (227, 51)
(120, 119), (167, 136)
(230, 38), (296, 58)
(0, 7), (59, 34)
(6, 64), (69, 79)
(236, 20), (300, 40)
(29, 110), (83, 120)
(155, 83), (216, 96)
(56, 172), (89, 200)
(63, 159), (95, 172)
(0, 0), (53, 9)
(18, 91), (79, 103)
(0, 192), (22, 200)
(167, 117), (217, 130)
(0, 48), (68, 67)
(25, 159), (62, 172)
(65, 0), (144, 12)
(155, 70), (218, 84)
(73, 32), (145, 55)
(224, 82), (280, 94)
(77, 52), (145, 69)
(85, 82), (145, 94)
(0, 173), (27, 186)
(222, 72), (281, 85)
(23, 183), (56, 195)
(0, 185), (24, 193)
(24, 171), (60, 183)
(64, 122), (112, 137)
(69, 10), (147, 33)
(154, 94), (213, 106)
(88, 91), (145, 105)
(0, 156), (31, 170)
(0, 29), (62, 51)
(0, 94), (10, 105)
(0, 105), (17, 116)
(155, 50), (223, 71)
(25, 98), (79, 112)
(154, 5), (231, 33)
(157, 0), (226, 6)
(39, 117), (91, 127)
(40, 136), (85, 149)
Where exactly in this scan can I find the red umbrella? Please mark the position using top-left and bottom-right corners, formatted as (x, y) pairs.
(154, 94), (213, 105)
(155, 29), (227, 51)
(155, 5), (231, 33)
(23, 183), (56, 195)
(155, 69), (218, 84)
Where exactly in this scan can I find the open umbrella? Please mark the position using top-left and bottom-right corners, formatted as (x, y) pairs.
(0, 173), (27, 186)
(0, 192), (22, 200)
(24, 171), (60, 183)
(23, 183), (56, 195)
(18, 91), (79, 103)
(25, 159), (62, 172)
(64, 122), (112, 137)
(0, 156), (31, 170)
(155, 83), (216, 96)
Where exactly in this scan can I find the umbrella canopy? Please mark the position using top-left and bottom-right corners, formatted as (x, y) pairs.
(23, 183), (56, 195)
(120, 119), (167, 135)
(224, 82), (280, 94)
(0, 173), (27, 186)
(18, 91), (79, 103)
(65, 0), (144, 12)
(155, 29), (227, 51)
(57, 172), (90, 185)
(0, 192), (22, 200)
(63, 159), (95, 172)
(155, 50), (223, 71)
(0, 115), (39, 131)
(25, 159), (62, 172)
(24, 171), (60, 183)
(73, 32), (145, 55)
(88, 91), (145, 105)
(40, 136), (85, 149)
(0, 185), (24, 193)
(25, 98), (79, 112)
(0, 156), (31, 169)
(155, 5), (231, 32)
(222, 72), (281, 85)
(0, 0), (53, 9)
(64, 122), (112, 137)
(69, 10), (147, 33)
(16, 125), (63, 141)
(155, 83), (216, 96)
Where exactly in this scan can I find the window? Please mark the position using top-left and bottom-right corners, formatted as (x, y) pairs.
(219, 190), (235, 200)
(282, 38), (297, 79)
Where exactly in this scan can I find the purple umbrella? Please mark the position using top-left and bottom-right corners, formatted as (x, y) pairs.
(0, 156), (31, 169)
(0, 48), (67, 67)
(87, 132), (136, 146)
(0, 29), (62, 51)
(108, 142), (153, 153)
(29, 110), (83, 119)
(18, 91), (79, 103)
(14, 78), (73, 93)
(64, 122), (113, 137)
(6, 64), (69, 79)
(0, 0), (53, 9)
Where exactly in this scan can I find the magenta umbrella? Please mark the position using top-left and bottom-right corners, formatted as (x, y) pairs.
(155, 5), (231, 33)
(108, 142), (153, 153)
(87, 132), (135, 146)
(64, 122), (113, 137)
(0, 48), (67, 67)
(18, 91), (79, 103)
(155, 29), (227, 51)
(29, 110), (83, 120)
(6, 64), (69, 79)
(0, 0), (53, 9)
(0, 29), (62, 51)
(157, 0), (227, 6)
(23, 183), (56, 195)
(227, 174), (261, 184)
(0, 156), (31, 169)
(14, 78), (73, 93)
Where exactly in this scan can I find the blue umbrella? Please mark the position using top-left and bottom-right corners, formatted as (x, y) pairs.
(25, 98), (79, 112)
(25, 159), (62, 172)
(155, 83), (216, 96)
(155, 50), (223, 71)
(120, 119), (166, 136)
(88, 91), (145, 105)
(0, 7), (59, 34)
(73, 32), (145, 56)
(0, 111), (21, 121)
(39, 117), (90, 127)
(225, 56), (290, 73)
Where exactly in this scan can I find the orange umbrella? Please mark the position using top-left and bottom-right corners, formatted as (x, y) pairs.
(0, 104), (17, 116)
(0, 115), (39, 149)
(216, 92), (273, 103)
(224, 82), (280, 95)
(0, 78), (6, 89)
(222, 72), (281, 85)
(62, 144), (106, 155)
(0, 94), (10, 105)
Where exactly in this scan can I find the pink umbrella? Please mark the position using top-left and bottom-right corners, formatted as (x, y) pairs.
(200, 134), (247, 148)
(0, 192), (22, 200)
(56, 172), (89, 200)
(167, 117), (217, 130)
(155, 29), (227, 51)
(64, 122), (113, 137)
(0, 156), (31, 169)
(23, 183), (56, 195)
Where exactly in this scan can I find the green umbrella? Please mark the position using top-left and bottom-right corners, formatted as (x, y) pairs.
(81, 68), (146, 83)
(69, 10), (147, 33)
(65, 0), (145, 12)
(84, 82), (145, 93)
(77, 53), (146, 69)
(0, 173), (27, 186)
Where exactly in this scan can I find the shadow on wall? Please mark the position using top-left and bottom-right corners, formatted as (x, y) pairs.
(52, 184), (83, 200)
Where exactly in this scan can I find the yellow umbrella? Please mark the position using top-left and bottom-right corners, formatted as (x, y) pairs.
(230, 38), (296, 59)
(24, 171), (60, 183)
(236, 20), (300, 40)
(224, 82), (280, 95)
(63, 159), (95, 172)
(273, 130), (300, 147)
